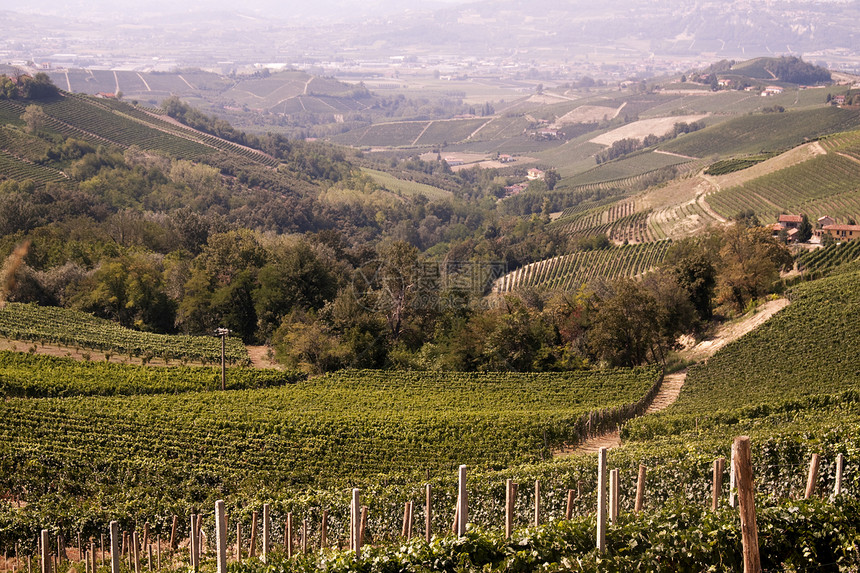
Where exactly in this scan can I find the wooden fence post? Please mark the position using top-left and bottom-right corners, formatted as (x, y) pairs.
(248, 512), (258, 559)
(805, 453), (820, 499)
(40, 531), (50, 573)
(235, 524), (242, 565)
(407, 502), (414, 540)
(132, 532), (140, 573)
(215, 500), (227, 573)
(609, 468), (619, 524)
(733, 436), (761, 573)
(321, 510), (328, 550)
(301, 520), (308, 555)
(156, 536), (160, 570)
(596, 447), (608, 554)
(351, 489), (361, 558)
(425, 485), (432, 543)
(713, 458), (725, 510)
(262, 504), (270, 563)
(89, 542), (95, 573)
(729, 441), (738, 508)
(189, 516), (198, 573)
(401, 503), (410, 538)
(534, 479), (541, 527)
(835, 453), (844, 498)
(635, 465), (646, 513)
(285, 513), (293, 559)
(505, 480), (514, 538)
(142, 524), (150, 552)
(565, 489), (575, 520)
(457, 465), (468, 537)
(100, 534), (105, 566)
(359, 507), (368, 554)
(168, 516), (177, 551)
(109, 522), (119, 573)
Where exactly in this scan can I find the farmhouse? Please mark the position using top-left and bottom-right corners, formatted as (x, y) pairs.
(833, 95), (846, 105)
(502, 182), (528, 197)
(820, 224), (860, 240)
(762, 86), (784, 96)
(444, 157), (464, 167)
(817, 215), (836, 228)
(778, 214), (803, 229)
(498, 154), (515, 163)
(527, 168), (545, 180)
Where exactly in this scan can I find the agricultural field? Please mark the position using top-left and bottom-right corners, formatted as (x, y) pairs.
(659, 106), (860, 159)
(360, 168), (453, 201)
(0, 303), (251, 365)
(0, 350), (298, 397)
(0, 366), (661, 542)
(564, 150), (692, 187)
(705, 152), (860, 222)
(589, 115), (708, 147)
(0, 150), (67, 186)
(494, 241), (671, 293)
(796, 241), (860, 275)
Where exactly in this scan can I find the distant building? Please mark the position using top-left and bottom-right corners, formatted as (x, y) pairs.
(833, 95), (846, 105)
(502, 182), (528, 197)
(817, 215), (836, 228)
(820, 224), (860, 240)
(762, 86), (784, 96)
(498, 154), (515, 163)
(778, 214), (803, 229)
(527, 168), (545, 180)
(444, 157), (464, 167)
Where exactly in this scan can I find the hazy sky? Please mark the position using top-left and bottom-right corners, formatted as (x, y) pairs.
(0, 0), (477, 22)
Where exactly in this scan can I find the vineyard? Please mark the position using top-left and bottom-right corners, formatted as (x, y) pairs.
(0, 303), (250, 365)
(660, 106), (860, 159)
(0, 351), (299, 397)
(705, 152), (860, 222)
(796, 241), (860, 275)
(493, 241), (671, 293)
(550, 199), (659, 243)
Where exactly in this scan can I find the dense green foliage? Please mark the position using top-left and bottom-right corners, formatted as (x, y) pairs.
(0, 350), (299, 397)
(0, 302), (250, 364)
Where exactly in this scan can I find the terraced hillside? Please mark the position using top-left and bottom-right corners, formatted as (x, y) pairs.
(493, 241), (671, 293)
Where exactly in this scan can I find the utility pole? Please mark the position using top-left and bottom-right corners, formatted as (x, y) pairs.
(215, 328), (230, 390)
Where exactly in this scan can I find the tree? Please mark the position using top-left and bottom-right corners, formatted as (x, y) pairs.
(797, 214), (813, 243)
(587, 279), (661, 367)
(543, 169), (560, 191)
(21, 104), (48, 134)
(716, 224), (792, 312)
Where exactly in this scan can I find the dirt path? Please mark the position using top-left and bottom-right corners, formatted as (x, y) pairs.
(246, 345), (282, 369)
(559, 298), (790, 455)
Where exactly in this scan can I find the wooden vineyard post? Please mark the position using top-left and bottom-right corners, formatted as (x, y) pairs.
(425, 485), (432, 544)
(156, 536), (161, 571)
(147, 546), (152, 572)
(835, 453), (844, 498)
(235, 524), (242, 565)
(142, 524), (150, 551)
(109, 522), (120, 573)
(733, 436), (761, 573)
(359, 507), (368, 554)
(534, 479), (541, 527)
(729, 441), (738, 508)
(805, 453), (820, 499)
(635, 465), (646, 513)
(457, 465), (468, 537)
(401, 503), (410, 538)
(409, 502), (415, 539)
(77, 533), (82, 566)
(215, 500), (227, 573)
(248, 512), (258, 559)
(89, 542), (95, 573)
(189, 516), (198, 573)
(40, 531), (50, 573)
(262, 504), (270, 563)
(609, 469), (619, 524)
(132, 532), (140, 573)
(713, 457), (725, 510)
(565, 489), (575, 520)
(168, 516), (178, 551)
(351, 489), (361, 557)
(100, 534), (105, 567)
(596, 447), (607, 554)
(321, 510), (328, 550)
(301, 520), (308, 555)
(285, 513), (293, 559)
